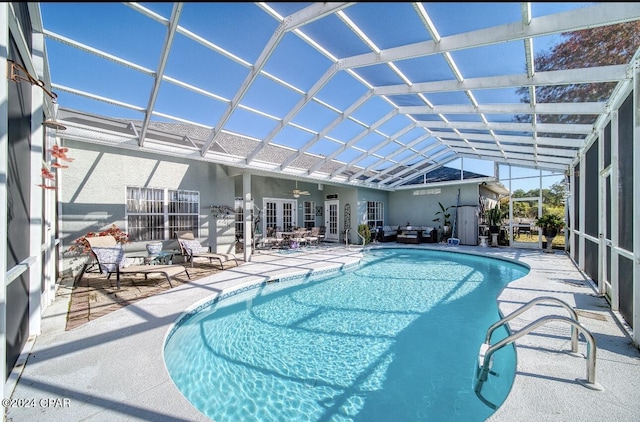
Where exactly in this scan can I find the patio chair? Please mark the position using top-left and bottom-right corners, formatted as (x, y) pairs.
(175, 231), (239, 269)
(76, 235), (190, 289)
(289, 228), (309, 248)
(259, 226), (279, 249)
(306, 227), (319, 246)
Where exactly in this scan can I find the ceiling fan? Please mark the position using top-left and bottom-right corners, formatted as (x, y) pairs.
(286, 181), (310, 198)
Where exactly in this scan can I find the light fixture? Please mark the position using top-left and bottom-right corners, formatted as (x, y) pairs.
(7, 60), (66, 130)
(293, 193), (300, 198)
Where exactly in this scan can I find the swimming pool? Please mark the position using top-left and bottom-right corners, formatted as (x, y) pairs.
(164, 248), (529, 421)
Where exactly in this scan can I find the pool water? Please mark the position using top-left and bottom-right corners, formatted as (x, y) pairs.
(164, 248), (529, 421)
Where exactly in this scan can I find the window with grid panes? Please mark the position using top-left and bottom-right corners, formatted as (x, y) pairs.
(367, 201), (384, 228)
(282, 202), (293, 230)
(303, 201), (315, 228)
(126, 187), (199, 241)
(235, 198), (243, 238)
(265, 202), (277, 230)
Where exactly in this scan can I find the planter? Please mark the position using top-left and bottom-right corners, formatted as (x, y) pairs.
(543, 236), (556, 253)
(489, 225), (500, 234)
(146, 242), (163, 256)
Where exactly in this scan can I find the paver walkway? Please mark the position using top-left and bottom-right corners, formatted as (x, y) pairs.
(64, 262), (236, 330)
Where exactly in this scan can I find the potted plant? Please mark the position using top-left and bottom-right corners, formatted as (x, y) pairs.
(486, 205), (503, 234)
(433, 202), (453, 234)
(536, 213), (565, 253)
(67, 224), (130, 255)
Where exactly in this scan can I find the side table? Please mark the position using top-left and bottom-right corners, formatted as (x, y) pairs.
(130, 250), (178, 266)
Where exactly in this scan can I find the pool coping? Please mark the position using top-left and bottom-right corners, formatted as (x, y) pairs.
(7, 244), (640, 421)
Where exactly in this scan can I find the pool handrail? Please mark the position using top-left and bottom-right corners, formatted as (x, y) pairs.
(344, 227), (365, 248)
(475, 298), (603, 409)
(476, 315), (601, 392)
(484, 296), (580, 353)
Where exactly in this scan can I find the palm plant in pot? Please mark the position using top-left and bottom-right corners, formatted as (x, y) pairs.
(536, 213), (565, 253)
(486, 205), (503, 234)
(485, 205), (504, 246)
(433, 202), (453, 234)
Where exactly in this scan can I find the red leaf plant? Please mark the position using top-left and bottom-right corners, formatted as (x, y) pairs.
(67, 224), (130, 254)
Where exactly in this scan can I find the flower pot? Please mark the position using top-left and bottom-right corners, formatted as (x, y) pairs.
(146, 242), (163, 256)
(543, 236), (555, 253)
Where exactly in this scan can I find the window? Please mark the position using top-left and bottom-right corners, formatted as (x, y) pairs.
(126, 187), (199, 241)
(303, 200), (315, 228)
(235, 197), (244, 238)
(234, 198), (257, 238)
(367, 201), (384, 228)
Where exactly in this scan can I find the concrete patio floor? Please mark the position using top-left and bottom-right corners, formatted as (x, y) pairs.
(6, 244), (640, 422)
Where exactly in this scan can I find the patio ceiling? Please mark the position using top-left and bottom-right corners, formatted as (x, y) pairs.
(35, 2), (640, 189)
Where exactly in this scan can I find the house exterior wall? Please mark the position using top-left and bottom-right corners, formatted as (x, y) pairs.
(58, 139), (236, 275)
(388, 183), (479, 231)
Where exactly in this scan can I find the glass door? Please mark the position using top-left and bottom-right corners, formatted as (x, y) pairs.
(324, 200), (339, 242)
(262, 198), (297, 232)
(509, 197), (542, 249)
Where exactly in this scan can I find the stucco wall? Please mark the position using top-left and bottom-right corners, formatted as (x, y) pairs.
(388, 183), (479, 231)
(58, 139), (236, 275)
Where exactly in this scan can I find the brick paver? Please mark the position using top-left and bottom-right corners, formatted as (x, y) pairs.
(63, 262), (237, 330)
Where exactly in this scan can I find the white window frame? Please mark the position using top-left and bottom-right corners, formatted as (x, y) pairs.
(303, 200), (316, 228)
(367, 201), (384, 228)
(125, 186), (200, 241)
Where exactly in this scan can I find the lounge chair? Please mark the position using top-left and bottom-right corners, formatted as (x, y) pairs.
(175, 231), (239, 269)
(76, 235), (190, 289)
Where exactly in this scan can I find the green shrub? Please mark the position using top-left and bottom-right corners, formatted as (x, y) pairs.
(357, 224), (371, 245)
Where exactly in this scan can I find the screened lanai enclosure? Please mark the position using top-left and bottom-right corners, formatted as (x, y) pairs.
(1, 2), (640, 390)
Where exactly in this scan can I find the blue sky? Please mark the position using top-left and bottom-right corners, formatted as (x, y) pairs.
(40, 3), (588, 191)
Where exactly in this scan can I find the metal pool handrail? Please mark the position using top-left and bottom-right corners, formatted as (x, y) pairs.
(344, 227), (365, 248)
(475, 298), (603, 409)
(484, 296), (580, 353)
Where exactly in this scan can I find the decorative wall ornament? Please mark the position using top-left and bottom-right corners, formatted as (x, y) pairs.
(37, 145), (74, 190)
(209, 205), (235, 219)
(344, 203), (351, 232)
(315, 206), (323, 216)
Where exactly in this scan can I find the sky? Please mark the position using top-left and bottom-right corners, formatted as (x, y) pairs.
(39, 3), (590, 191)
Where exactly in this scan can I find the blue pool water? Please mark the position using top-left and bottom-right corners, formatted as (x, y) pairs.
(164, 248), (529, 421)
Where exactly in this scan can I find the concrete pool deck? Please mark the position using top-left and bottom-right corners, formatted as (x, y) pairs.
(6, 244), (640, 421)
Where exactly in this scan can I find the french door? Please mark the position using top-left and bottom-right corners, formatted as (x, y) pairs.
(263, 198), (297, 232)
(324, 200), (339, 242)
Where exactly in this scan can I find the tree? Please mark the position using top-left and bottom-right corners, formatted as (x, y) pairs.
(548, 182), (566, 207)
(516, 21), (640, 125)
